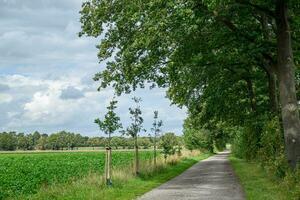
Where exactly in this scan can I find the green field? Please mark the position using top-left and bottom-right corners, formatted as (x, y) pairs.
(0, 151), (152, 199)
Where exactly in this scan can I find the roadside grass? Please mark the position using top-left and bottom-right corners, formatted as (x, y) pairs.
(20, 151), (211, 200)
(229, 156), (300, 200)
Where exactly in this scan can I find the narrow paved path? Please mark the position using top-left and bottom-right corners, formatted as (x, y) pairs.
(138, 151), (245, 200)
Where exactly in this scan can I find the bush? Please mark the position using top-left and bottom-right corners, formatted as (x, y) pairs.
(231, 127), (246, 158)
(183, 128), (214, 153)
(232, 116), (296, 180)
(258, 117), (289, 178)
(231, 118), (264, 160)
(160, 133), (178, 160)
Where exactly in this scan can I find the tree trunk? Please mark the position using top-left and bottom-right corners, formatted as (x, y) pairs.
(260, 13), (279, 115)
(267, 69), (279, 114)
(245, 78), (257, 112)
(154, 135), (157, 167)
(105, 133), (112, 185)
(275, 0), (300, 169)
(134, 135), (139, 175)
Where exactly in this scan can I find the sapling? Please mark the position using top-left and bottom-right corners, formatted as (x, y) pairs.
(161, 132), (178, 162)
(95, 99), (122, 186)
(124, 97), (143, 175)
(151, 111), (163, 167)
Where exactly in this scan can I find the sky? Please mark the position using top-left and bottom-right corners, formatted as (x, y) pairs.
(0, 0), (187, 136)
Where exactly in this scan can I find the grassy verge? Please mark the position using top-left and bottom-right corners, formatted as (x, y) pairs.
(20, 152), (211, 200)
(229, 156), (300, 200)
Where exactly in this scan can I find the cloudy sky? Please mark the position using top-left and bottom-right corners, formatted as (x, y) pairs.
(0, 0), (186, 136)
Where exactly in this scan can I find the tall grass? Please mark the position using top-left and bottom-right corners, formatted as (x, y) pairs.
(97, 150), (200, 186)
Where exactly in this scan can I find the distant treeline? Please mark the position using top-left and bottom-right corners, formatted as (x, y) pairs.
(0, 131), (181, 151)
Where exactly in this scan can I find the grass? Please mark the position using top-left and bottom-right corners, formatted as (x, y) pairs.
(19, 151), (211, 200)
(229, 156), (300, 200)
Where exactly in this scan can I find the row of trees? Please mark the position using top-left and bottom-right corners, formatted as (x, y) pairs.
(95, 97), (183, 185)
(80, 0), (300, 171)
(0, 131), (180, 151)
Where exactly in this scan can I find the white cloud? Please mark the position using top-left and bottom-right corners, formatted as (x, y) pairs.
(24, 90), (77, 123)
(1, 74), (186, 135)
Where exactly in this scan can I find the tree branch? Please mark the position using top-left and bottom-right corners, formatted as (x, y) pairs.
(236, 0), (275, 18)
(214, 14), (276, 66)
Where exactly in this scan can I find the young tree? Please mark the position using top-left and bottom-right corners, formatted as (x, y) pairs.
(124, 97), (143, 175)
(151, 111), (163, 166)
(95, 99), (122, 185)
(176, 136), (184, 156)
(160, 132), (178, 162)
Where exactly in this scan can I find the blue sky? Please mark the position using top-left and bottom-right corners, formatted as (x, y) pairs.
(0, 0), (186, 136)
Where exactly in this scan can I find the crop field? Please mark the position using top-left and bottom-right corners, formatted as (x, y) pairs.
(0, 151), (152, 199)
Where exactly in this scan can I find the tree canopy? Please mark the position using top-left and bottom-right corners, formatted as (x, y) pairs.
(80, 0), (300, 168)
(95, 99), (122, 146)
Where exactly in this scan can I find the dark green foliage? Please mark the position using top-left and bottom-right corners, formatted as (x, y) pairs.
(0, 131), (166, 151)
(231, 117), (295, 179)
(0, 131), (182, 152)
(242, 121), (263, 161)
(183, 117), (230, 153)
(79, 0), (300, 187)
(258, 117), (289, 178)
(79, 0), (300, 169)
(17, 133), (34, 150)
(231, 117), (265, 161)
(213, 129), (228, 152)
(160, 132), (178, 160)
(231, 128), (247, 159)
(0, 132), (17, 151)
(183, 128), (213, 153)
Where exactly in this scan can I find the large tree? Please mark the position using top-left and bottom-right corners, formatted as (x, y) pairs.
(80, 0), (300, 168)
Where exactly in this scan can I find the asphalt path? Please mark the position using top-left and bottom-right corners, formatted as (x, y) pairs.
(138, 151), (245, 200)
